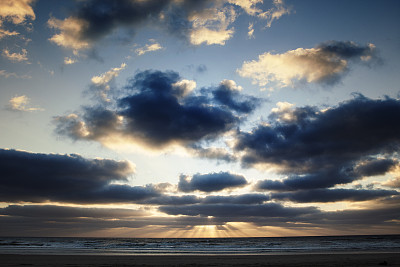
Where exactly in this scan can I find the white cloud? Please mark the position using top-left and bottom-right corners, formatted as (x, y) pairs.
(0, 0), (35, 25)
(258, 0), (291, 27)
(172, 79), (197, 97)
(2, 48), (28, 62)
(91, 63), (127, 86)
(189, 6), (236, 46)
(228, 0), (263, 16)
(220, 79), (243, 91)
(270, 102), (296, 122)
(48, 17), (90, 52)
(238, 41), (377, 89)
(8, 95), (43, 112)
(91, 63), (127, 102)
(0, 0), (35, 41)
(135, 40), (163, 56)
(0, 70), (31, 79)
(228, 0), (291, 27)
(0, 28), (19, 39)
(64, 57), (77, 65)
(247, 22), (254, 38)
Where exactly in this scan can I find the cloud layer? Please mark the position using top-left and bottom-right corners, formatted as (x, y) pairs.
(0, 149), (162, 204)
(0, 147), (398, 236)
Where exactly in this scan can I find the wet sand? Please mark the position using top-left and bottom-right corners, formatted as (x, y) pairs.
(0, 253), (399, 266)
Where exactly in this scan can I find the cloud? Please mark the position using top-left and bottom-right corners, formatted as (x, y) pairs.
(64, 57), (77, 65)
(0, 149), (162, 204)
(55, 69), (259, 151)
(238, 41), (378, 88)
(258, 0), (291, 27)
(2, 48), (28, 62)
(0, 205), (148, 219)
(229, 0), (291, 27)
(7, 95), (43, 112)
(160, 202), (318, 219)
(135, 40), (163, 56)
(178, 172), (248, 192)
(188, 5), (236, 45)
(47, 0), (171, 51)
(140, 193), (269, 205)
(271, 188), (398, 203)
(47, 0), (292, 51)
(0, 28), (19, 39)
(202, 193), (269, 204)
(90, 63), (127, 102)
(268, 101), (314, 123)
(0, 0), (35, 42)
(383, 177), (400, 189)
(235, 95), (400, 190)
(188, 146), (237, 162)
(247, 22), (254, 38)
(196, 64), (207, 73)
(0, 0), (35, 25)
(1, 201), (398, 237)
(228, 0), (263, 16)
(48, 16), (91, 51)
(212, 79), (261, 113)
(0, 204), (168, 237)
(0, 70), (31, 79)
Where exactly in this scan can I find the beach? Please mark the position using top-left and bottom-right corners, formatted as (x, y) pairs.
(1, 253), (399, 267)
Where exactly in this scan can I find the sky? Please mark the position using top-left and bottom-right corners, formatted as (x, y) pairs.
(0, 0), (399, 238)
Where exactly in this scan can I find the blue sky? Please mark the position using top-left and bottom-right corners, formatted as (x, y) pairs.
(0, 0), (399, 237)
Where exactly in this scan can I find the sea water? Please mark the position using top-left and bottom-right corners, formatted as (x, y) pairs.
(0, 235), (399, 255)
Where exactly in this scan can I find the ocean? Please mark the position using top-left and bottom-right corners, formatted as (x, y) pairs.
(0, 235), (399, 255)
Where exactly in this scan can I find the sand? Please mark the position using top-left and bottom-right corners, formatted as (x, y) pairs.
(0, 253), (399, 267)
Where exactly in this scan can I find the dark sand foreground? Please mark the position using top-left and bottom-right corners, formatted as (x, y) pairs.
(0, 253), (399, 267)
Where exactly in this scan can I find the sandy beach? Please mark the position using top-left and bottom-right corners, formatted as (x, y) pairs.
(0, 253), (399, 267)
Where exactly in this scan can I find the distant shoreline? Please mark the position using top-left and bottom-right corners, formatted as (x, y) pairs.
(1, 253), (399, 267)
(1, 250), (400, 256)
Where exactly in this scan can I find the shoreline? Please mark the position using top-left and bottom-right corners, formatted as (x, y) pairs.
(0, 250), (399, 256)
(1, 252), (399, 266)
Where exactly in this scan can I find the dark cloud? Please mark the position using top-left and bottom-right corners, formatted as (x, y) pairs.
(271, 188), (398, 203)
(196, 64), (207, 73)
(211, 80), (261, 114)
(353, 158), (397, 177)
(0, 205), (147, 219)
(119, 70), (238, 146)
(140, 193), (269, 205)
(0, 149), (159, 204)
(160, 202), (318, 218)
(71, 0), (171, 43)
(0, 204), (199, 237)
(138, 195), (200, 205)
(202, 194), (270, 204)
(48, 0), (226, 50)
(178, 172), (248, 192)
(317, 41), (378, 61)
(236, 95), (400, 190)
(315, 203), (400, 229)
(55, 70), (259, 150)
(0, 199), (398, 237)
(188, 145), (237, 162)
